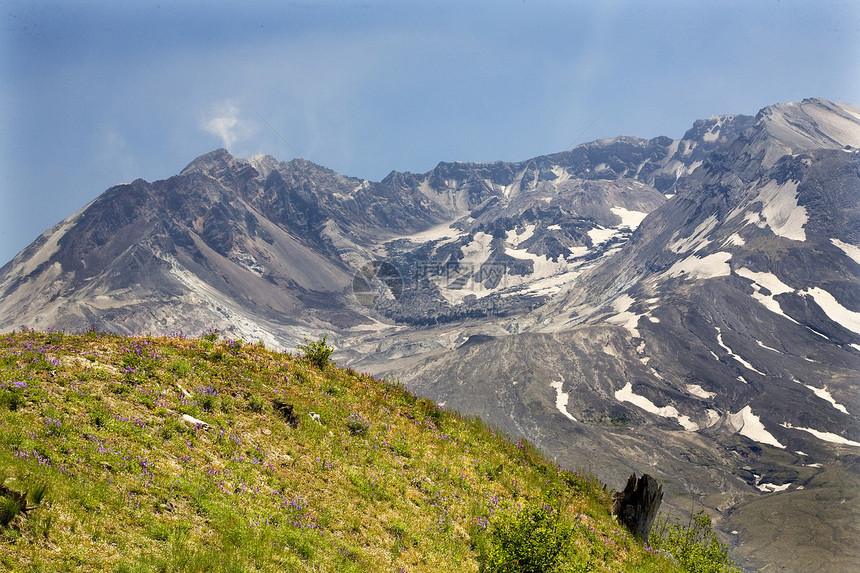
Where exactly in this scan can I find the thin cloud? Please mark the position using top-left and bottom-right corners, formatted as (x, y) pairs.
(201, 101), (255, 150)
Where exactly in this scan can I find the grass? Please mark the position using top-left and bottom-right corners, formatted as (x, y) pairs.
(0, 328), (677, 572)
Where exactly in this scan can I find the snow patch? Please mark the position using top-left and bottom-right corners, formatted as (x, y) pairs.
(587, 225), (621, 246)
(686, 384), (716, 399)
(715, 327), (765, 375)
(705, 409), (721, 428)
(735, 268), (799, 323)
(831, 238), (860, 264)
(756, 340), (783, 354)
(666, 252), (732, 280)
(803, 101), (860, 148)
(604, 295), (661, 338)
(755, 481), (791, 493)
(723, 233), (746, 247)
(505, 224), (536, 248)
(801, 287), (860, 335)
(499, 269), (581, 299)
(615, 382), (698, 430)
(550, 165), (572, 182)
(781, 423), (860, 447)
(550, 378), (577, 422)
(610, 206), (649, 230)
(505, 247), (573, 282)
(401, 221), (459, 243)
(668, 216), (717, 254)
(727, 405), (785, 448)
(795, 380), (849, 415)
(605, 294), (641, 337)
(742, 210), (764, 227)
(433, 232), (494, 304)
(756, 179), (808, 241)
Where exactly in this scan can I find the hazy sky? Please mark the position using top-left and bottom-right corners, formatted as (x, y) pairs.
(1, 0), (858, 265)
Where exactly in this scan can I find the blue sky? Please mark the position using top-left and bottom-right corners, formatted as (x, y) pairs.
(1, 0), (858, 265)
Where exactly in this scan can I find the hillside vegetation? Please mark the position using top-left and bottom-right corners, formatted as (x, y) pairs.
(0, 329), (682, 572)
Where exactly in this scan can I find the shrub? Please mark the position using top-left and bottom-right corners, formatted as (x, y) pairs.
(201, 328), (220, 342)
(200, 393), (218, 412)
(0, 388), (25, 411)
(168, 359), (192, 377)
(297, 335), (333, 369)
(160, 418), (185, 440)
(248, 394), (267, 413)
(649, 510), (742, 573)
(28, 482), (49, 506)
(89, 406), (111, 429)
(478, 492), (577, 573)
(346, 413), (370, 437)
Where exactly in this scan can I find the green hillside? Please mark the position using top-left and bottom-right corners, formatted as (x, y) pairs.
(0, 328), (680, 572)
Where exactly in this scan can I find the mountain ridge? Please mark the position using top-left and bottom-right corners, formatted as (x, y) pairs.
(1, 97), (858, 571)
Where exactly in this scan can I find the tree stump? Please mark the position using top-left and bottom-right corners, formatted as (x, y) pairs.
(273, 399), (299, 428)
(611, 473), (663, 542)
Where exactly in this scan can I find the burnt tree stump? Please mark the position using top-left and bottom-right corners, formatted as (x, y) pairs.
(272, 399), (299, 428)
(611, 473), (663, 542)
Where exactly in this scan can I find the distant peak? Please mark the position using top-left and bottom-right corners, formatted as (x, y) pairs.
(243, 153), (279, 178)
(179, 148), (236, 176)
(588, 135), (647, 147)
(753, 97), (860, 161)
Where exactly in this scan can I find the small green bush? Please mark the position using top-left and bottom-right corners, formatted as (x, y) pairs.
(90, 406), (111, 429)
(390, 439), (412, 459)
(478, 492), (576, 573)
(297, 335), (333, 369)
(160, 418), (185, 440)
(0, 389), (25, 411)
(346, 413), (370, 437)
(201, 329), (220, 342)
(220, 395), (235, 412)
(649, 510), (742, 573)
(168, 359), (192, 377)
(247, 394), (266, 413)
(28, 482), (49, 506)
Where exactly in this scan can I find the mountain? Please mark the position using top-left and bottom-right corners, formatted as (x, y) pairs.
(385, 99), (860, 571)
(1, 97), (858, 571)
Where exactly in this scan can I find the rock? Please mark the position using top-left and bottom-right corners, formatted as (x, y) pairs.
(180, 413), (211, 430)
(272, 399), (299, 428)
(611, 473), (663, 542)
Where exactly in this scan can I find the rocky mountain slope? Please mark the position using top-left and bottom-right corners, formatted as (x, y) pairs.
(1, 97), (858, 571)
